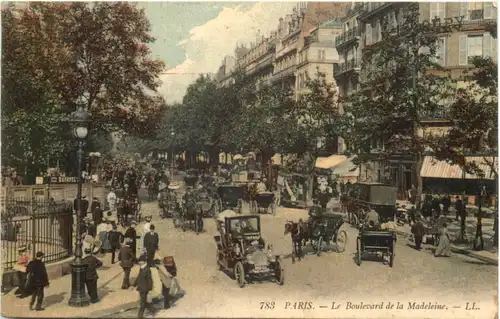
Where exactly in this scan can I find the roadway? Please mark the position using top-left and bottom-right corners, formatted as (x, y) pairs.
(111, 187), (497, 318)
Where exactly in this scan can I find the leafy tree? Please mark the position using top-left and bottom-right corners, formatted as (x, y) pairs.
(341, 4), (455, 207)
(287, 71), (342, 202)
(1, 2), (166, 176)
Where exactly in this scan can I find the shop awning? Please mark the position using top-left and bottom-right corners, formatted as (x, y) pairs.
(421, 156), (497, 180)
(331, 157), (359, 177)
(315, 155), (347, 170)
(271, 153), (297, 166)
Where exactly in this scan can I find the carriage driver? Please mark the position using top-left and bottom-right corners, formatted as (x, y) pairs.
(256, 178), (267, 193)
(364, 209), (381, 229)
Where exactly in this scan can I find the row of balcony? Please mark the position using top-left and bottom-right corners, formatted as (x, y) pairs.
(333, 59), (361, 77)
(335, 26), (362, 48)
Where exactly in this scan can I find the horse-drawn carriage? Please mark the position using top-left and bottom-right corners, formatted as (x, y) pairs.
(196, 189), (219, 217)
(216, 185), (245, 214)
(214, 212), (284, 287)
(184, 169), (199, 188)
(173, 191), (204, 234)
(342, 182), (397, 226)
(158, 183), (181, 219)
(250, 192), (276, 215)
(356, 227), (397, 267)
(285, 213), (347, 263)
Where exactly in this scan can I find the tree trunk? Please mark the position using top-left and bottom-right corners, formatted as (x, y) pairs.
(208, 148), (220, 167)
(474, 188), (485, 250)
(415, 151), (423, 210)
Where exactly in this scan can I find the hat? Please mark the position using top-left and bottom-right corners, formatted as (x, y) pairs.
(84, 248), (92, 254)
(82, 195), (87, 199)
(35, 251), (44, 258)
(18, 246), (27, 252)
(145, 215), (152, 221)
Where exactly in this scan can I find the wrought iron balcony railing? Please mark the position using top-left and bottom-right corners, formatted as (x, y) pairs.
(333, 58), (361, 77)
(335, 27), (362, 47)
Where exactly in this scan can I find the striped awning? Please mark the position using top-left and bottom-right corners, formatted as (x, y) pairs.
(315, 155), (347, 170)
(421, 156), (498, 180)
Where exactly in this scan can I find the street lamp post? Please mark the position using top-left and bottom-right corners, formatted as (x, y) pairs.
(68, 106), (90, 307)
(170, 130), (175, 182)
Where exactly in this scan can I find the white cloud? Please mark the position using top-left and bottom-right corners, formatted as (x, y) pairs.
(159, 2), (297, 103)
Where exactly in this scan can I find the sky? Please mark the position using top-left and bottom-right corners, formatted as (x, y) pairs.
(139, 2), (297, 103)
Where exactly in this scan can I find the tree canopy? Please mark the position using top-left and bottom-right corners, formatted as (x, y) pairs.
(1, 2), (166, 172)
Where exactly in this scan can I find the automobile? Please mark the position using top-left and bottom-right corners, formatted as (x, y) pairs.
(214, 212), (284, 287)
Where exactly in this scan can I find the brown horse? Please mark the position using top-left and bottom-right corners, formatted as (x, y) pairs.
(284, 220), (310, 263)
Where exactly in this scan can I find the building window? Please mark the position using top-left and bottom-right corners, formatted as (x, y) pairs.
(365, 22), (372, 46)
(435, 37), (446, 66)
(317, 49), (325, 61)
(468, 2), (483, 20)
(430, 2), (446, 19)
(461, 2), (495, 20)
(459, 33), (497, 65)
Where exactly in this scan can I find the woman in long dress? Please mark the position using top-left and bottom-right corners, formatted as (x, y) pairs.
(434, 223), (451, 257)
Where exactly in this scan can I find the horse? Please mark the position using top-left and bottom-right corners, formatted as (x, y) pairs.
(284, 220), (310, 263)
(181, 196), (203, 234)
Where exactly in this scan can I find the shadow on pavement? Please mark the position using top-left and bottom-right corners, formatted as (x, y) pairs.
(44, 292), (67, 308)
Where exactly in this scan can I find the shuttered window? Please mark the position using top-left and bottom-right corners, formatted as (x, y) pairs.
(436, 37), (446, 66)
(459, 35), (468, 65)
(483, 32), (497, 58)
(484, 3), (496, 19)
(460, 2), (468, 20)
(366, 23), (372, 46)
(430, 3), (446, 19)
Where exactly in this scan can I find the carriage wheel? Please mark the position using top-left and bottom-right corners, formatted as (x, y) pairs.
(389, 240), (395, 268)
(351, 213), (359, 227)
(275, 259), (284, 285)
(334, 230), (347, 253)
(234, 261), (245, 288)
(270, 203), (276, 216)
(316, 236), (323, 256)
(356, 238), (362, 266)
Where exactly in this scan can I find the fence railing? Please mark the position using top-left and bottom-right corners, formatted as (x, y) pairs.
(1, 198), (73, 271)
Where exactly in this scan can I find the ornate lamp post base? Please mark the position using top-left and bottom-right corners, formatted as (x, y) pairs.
(68, 259), (90, 307)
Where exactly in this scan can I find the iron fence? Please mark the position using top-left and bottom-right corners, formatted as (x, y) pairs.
(1, 198), (73, 270)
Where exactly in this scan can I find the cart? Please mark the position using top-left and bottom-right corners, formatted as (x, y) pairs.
(158, 183), (180, 219)
(250, 192), (276, 215)
(356, 228), (397, 267)
(216, 185), (245, 214)
(214, 214), (284, 287)
(309, 213), (348, 255)
(346, 182), (397, 226)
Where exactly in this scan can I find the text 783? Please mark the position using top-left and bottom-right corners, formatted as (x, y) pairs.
(260, 302), (275, 310)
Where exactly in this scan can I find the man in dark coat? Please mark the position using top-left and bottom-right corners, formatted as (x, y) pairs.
(90, 198), (101, 215)
(26, 251), (49, 311)
(83, 248), (103, 303)
(118, 239), (135, 289)
(431, 195), (441, 218)
(134, 257), (157, 318)
(92, 203), (103, 225)
(441, 194), (451, 216)
(411, 217), (426, 250)
(107, 225), (123, 264)
(455, 196), (465, 222)
(87, 220), (97, 238)
(74, 195), (90, 218)
(421, 199), (433, 219)
(124, 221), (138, 261)
(143, 224), (159, 266)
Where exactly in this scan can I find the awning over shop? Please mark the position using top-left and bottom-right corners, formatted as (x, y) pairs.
(421, 156), (498, 180)
(331, 157), (359, 177)
(271, 153), (296, 166)
(315, 155), (347, 170)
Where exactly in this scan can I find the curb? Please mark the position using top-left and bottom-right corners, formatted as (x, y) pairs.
(87, 296), (167, 318)
(395, 230), (498, 265)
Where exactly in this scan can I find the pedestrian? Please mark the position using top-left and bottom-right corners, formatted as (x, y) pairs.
(133, 257), (157, 318)
(431, 195), (441, 218)
(14, 246), (31, 298)
(74, 195), (89, 216)
(97, 217), (108, 253)
(454, 196), (465, 221)
(83, 248), (103, 303)
(143, 224), (159, 266)
(421, 199), (433, 220)
(410, 185), (417, 205)
(107, 224), (123, 264)
(107, 189), (117, 212)
(91, 197), (101, 215)
(87, 220), (97, 238)
(92, 201), (103, 225)
(139, 216), (152, 256)
(434, 223), (451, 257)
(118, 239), (135, 289)
(441, 194), (451, 216)
(156, 255), (176, 309)
(124, 221), (138, 261)
(26, 251), (49, 311)
(411, 217), (425, 250)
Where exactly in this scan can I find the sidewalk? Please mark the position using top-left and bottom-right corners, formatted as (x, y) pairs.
(1, 255), (145, 318)
(395, 222), (498, 265)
